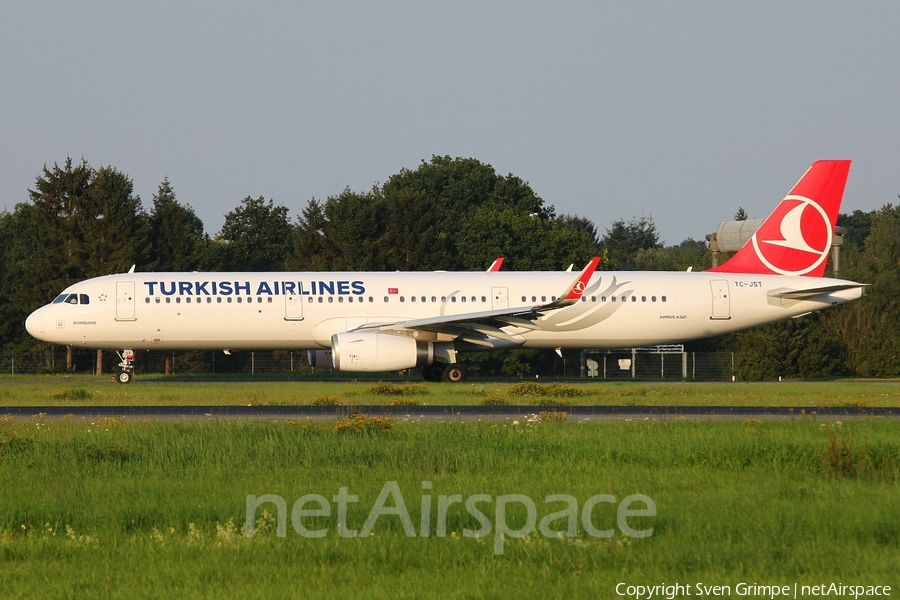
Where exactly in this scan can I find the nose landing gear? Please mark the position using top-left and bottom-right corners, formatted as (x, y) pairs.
(116, 350), (135, 384)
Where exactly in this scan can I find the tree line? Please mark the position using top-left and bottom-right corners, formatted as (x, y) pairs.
(1, 155), (898, 378)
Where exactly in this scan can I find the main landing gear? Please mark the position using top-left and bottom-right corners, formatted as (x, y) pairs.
(422, 362), (467, 383)
(116, 349), (135, 384)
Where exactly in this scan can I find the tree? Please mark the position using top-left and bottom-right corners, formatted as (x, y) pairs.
(837, 209), (874, 252)
(146, 177), (208, 272)
(78, 165), (150, 275)
(600, 216), (662, 270)
(379, 156), (551, 270)
(290, 156), (590, 273)
(291, 188), (388, 271)
(215, 196), (293, 271)
(734, 207), (748, 221)
(456, 207), (599, 271)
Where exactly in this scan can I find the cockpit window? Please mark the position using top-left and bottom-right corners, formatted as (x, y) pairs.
(52, 293), (89, 305)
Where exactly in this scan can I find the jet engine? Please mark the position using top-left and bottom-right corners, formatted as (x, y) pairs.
(331, 332), (433, 372)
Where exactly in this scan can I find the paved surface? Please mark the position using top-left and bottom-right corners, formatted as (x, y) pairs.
(0, 405), (895, 420)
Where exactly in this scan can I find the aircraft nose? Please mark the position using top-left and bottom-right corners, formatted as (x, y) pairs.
(25, 307), (49, 341)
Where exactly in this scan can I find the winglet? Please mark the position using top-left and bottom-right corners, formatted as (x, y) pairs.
(554, 256), (601, 306)
(487, 257), (504, 272)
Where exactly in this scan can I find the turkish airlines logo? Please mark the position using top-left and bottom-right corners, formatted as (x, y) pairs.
(572, 281), (586, 295)
(751, 195), (832, 275)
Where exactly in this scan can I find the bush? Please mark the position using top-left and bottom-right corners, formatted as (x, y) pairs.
(478, 395), (509, 406)
(365, 383), (428, 396)
(311, 395), (342, 406)
(506, 383), (586, 398)
(334, 414), (393, 435)
(389, 398), (421, 406)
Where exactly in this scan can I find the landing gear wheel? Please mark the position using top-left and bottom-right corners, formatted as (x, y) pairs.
(116, 349), (135, 384)
(422, 363), (445, 382)
(441, 363), (467, 383)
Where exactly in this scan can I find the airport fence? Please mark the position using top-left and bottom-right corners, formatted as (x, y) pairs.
(2, 346), (735, 381)
(581, 348), (734, 382)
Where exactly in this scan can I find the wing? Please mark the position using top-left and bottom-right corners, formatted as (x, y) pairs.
(354, 258), (601, 347)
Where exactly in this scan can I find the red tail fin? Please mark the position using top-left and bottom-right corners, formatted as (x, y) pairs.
(708, 160), (851, 276)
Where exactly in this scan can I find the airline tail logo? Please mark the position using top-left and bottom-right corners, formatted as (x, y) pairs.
(708, 160), (850, 278)
(751, 195), (832, 275)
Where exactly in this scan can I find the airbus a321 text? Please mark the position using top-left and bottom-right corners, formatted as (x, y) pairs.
(26, 160), (865, 383)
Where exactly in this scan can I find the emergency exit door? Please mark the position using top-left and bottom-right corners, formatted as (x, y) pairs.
(116, 281), (136, 321)
(709, 280), (731, 320)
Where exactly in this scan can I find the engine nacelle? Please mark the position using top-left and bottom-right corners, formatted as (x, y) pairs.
(332, 332), (433, 373)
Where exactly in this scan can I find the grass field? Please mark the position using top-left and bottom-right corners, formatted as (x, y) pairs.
(1, 378), (900, 408)
(0, 409), (898, 598)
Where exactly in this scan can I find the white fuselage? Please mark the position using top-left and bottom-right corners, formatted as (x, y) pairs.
(25, 270), (863, 352)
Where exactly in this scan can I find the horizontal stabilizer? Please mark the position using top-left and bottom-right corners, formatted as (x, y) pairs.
(768, 283), (866, 300)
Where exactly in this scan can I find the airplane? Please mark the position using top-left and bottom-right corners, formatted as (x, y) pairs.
(25, 160), (865, 384)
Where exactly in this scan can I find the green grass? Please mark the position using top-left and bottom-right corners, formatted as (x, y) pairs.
(0, 416), (898, 597)
(2, 379), (900, 407)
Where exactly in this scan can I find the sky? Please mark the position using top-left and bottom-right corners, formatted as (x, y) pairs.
(2, 1), (899, 247)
